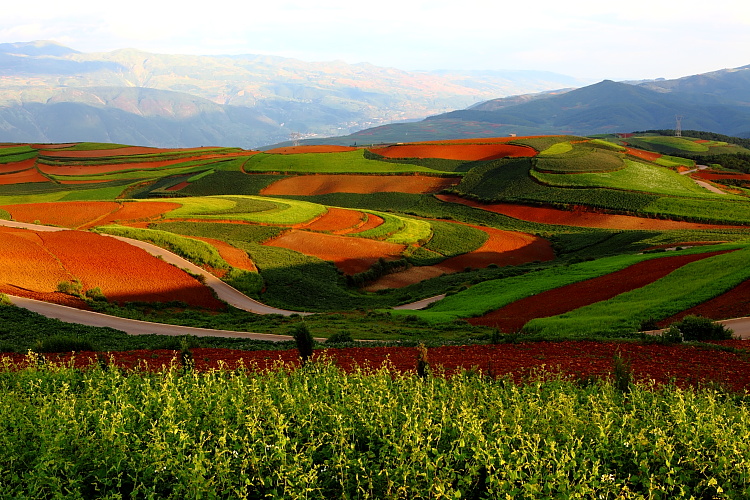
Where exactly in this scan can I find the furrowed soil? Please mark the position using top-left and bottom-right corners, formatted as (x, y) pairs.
(261, 174), (461, 196)
(0, 168), (49, 185)
(657, 278), (750, 326)
(297, 207), (368, 234)
(467, 250), (731, 332)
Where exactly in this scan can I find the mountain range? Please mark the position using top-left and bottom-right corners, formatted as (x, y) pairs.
(0, 41), (586, 148)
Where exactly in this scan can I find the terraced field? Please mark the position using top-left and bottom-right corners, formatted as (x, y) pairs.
(1, 134), (749, 332)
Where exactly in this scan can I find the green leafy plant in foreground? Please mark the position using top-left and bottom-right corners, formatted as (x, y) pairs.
(1, 359), (749, 499)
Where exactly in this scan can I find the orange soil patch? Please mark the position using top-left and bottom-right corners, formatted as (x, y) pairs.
(297, 207), (367, 234)
(365, 225), (554, 291)
(189, 237), (257, 273)
(81, 201), (182, 229)
(435, 226), (554, 273)
(468, 250), (731, 332)
(406, 136), (554, 145)
(31, 143), (77, 149)
(0, 227), (73, 292)
(166, 181), (190, 191)
(0, 201), (181, 230)
(264, 230), (405, 275)
(0, 157), (37, 174)
(436, 194), (748, 231)
(0, 168), (49, 185)
(370, 143), (536, 161)
(34, 230), (224, 309)
(1, 201), (119, 228)
(657, 278), (750, 326)
(263, 145), (359, 154)
(350, 213), (385, 233)
(261, 174), (461, 196)
(624, 148), (662, 162)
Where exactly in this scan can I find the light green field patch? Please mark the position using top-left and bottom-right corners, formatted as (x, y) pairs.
(589, 139), (627, 151)
(532, 159), (722, 197)
(653, 156), (695, 168)
(0, 208), (10, 220)
(538, 142), (573, 156)
(60, 184), (133, 201)
(243, 149), (446, 174)
(385, 216), (432, 245)
(158, 195), (326, 226)
(0, 192), (70, 205)
(638, 136), (710, 152)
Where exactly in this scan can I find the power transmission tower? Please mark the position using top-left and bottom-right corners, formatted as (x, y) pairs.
(290, 132), (302, 147)
(675, 116), (683, 137)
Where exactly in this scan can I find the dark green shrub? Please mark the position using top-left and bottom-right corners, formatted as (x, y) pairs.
(57, 280), (83, 297)
(34, 335), (94, 353)
(292, 323), (315, 365)
(612, 352), (632, 394)
(326, 331), (354, 344)
(670, 315), (733, 341)
(85, 287), (107, 302)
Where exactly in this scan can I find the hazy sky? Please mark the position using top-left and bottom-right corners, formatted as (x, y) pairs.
(2, 0), (749, 81)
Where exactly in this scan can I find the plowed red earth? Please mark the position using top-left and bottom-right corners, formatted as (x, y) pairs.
(260, 174), (460, 195)
(264, 230), (405, 275)
(467, 251), (731, 332)
(5, 341), (750, 391)
(188, 236), (258, 272)
(625, 148), (662, 162)
(38, 155), (235, 176)
(0, 168), (49, 185)
(263, 145), (359, 154)
(0, 157), (37, 174)
(694, 171), (750, 182)
(437, 194), (748, 230)
(36, 146), (225, 158)
(350, 214), (385, 233)
(369, 144), (536, 161)
(297, 207), (367, 234)
(0, 227), (223, 310)
(408, 136), (552, 145)
(365, 225), (554, 290)
(1, 201), (180, 229)
(658, 278), (750, 327)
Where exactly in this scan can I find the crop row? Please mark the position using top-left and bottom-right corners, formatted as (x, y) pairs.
(161, 195), (327, 226)
(534, 146), (626, 173)
(2, 359), (748, 498)
(151, 221), (284, 244)
(423, 220), (488, 258)
(526, 245), (750, 337)
(396, 243), (748, 323)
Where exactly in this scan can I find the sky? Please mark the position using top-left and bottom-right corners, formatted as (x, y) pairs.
(2, 0), (749, 81)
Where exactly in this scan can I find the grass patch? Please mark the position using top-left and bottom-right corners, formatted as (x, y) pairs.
(243, 149), (447, 174)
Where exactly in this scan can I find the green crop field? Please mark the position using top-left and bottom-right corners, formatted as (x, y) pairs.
(243, 149), (449, 174)
(155, 195), (327, 225)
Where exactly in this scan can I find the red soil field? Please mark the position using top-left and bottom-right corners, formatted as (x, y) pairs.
(297, 207), (367, 234)
(189, 236), (258, 273)
(624, 148), (662, 162)
(263, 145), (359, 154)
(467, 250), (731, 332)
(31, 143), (77, 149)
(437, 194), (748, 231)
(657, 278), (750, 327)
(264, 230), (405, 275)
(406, 136), (553, 145)
(366, 225), (554, 290)
(36, 146), (228, 158)
(0, 168), (49, 185)
(694, 171), (750, 182)
(1, 201), (181, 229)
(1, 201), (119, 228)
(37, 154), (240, 176)
(0, 227), (73, 292)
(6, 340), (750, 391)
(370, 143), (536, 161)
(349, 213), (385, 233)
(32, 230), (224, 309)
(260, 174), (461, 196)
(0, 157), (37, 174)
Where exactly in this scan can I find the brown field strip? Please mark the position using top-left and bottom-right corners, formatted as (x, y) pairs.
(1, 201), (181, 229)
(297, 207), (367, 234)
(0, 157), (37, 174)
(467, 250), (731, 331)
(624, 147), (662, 162)
(36, 146), (232, 158)
(0, 227), (73, 292)
(188, 236), (258, 273)
(369, 143), (536, 161)
(261, 174), (460, 196)
(0, 168), (49, 185)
